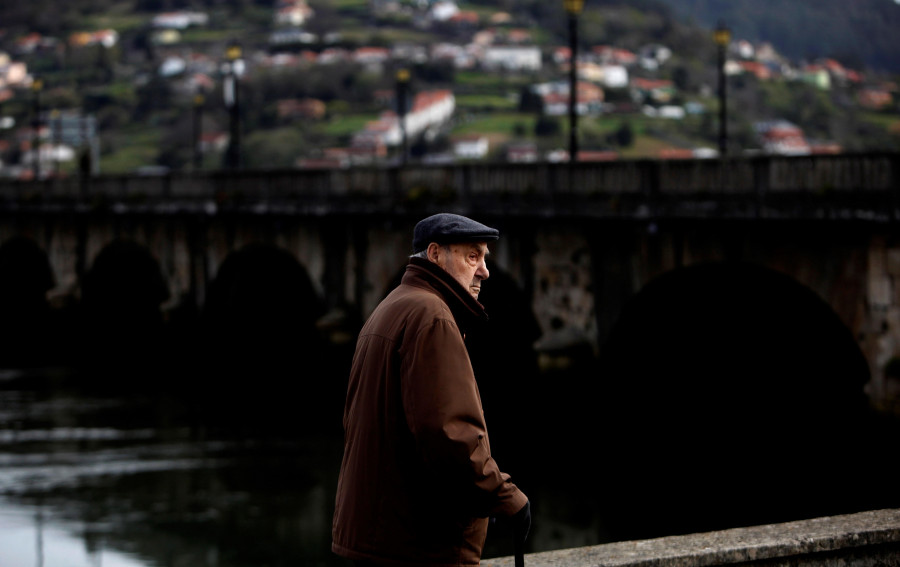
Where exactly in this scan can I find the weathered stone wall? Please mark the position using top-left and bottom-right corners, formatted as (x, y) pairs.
(482, 509), (900, 567)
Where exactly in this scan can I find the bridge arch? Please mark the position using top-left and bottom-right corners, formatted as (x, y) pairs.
(75, 238), (171, 380)
(201, 241), (326, 357)
(0, 236), (57, 367)
(592, 260), (879, 541)
(194, 242), (339, 430)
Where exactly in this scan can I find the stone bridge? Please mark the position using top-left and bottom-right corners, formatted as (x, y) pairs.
(2, 154), (899, 397)
(0, 154), (898, 545)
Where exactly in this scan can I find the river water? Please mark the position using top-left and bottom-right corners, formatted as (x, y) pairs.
(0, 359), (613, 567)
(4, 355), (898, 567)
(0, 366), (347, 567)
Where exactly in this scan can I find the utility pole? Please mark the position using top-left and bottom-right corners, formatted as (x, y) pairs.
(31, 78), (43, 180)
(563, 0), (584, 163)
(193, 89), (205, 170)
(223, 41), (243, 169)
(714, 21), (731, 157)
(396, 68), (410, 166)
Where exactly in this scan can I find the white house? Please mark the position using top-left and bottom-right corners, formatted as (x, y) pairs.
(275, 0), (314, 26)
(353, 47), (391, 66)
(354, 90), (456, 148)
(0, 60), (29, 87)
(506, 142), (538, 163)
(431, 43), (476, 69)
(152, 11), (209, 29)
(643, 105), (685, 119)
(430, 1), (459, 21)
(599, 64), (628, 88)
(575, 62), (628, 88)
(638, 44), (672, 70)
(755, 120), (811, 155)
(482, 46), (542, 72)
(404, 90), (455, 140)
(159, 56), (187, 77)
(452, 135), (489, 160)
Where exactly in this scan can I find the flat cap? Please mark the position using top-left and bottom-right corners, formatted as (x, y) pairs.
(413, 213), (499, 253)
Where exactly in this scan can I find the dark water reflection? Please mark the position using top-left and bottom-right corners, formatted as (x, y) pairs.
(0, 367), (346, 567)
(0, 362), (609, 567)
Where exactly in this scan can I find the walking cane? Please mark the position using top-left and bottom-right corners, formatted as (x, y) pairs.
(513, 500), (530, 567)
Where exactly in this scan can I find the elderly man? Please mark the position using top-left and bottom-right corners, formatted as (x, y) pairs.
(332, 213), (530, 566)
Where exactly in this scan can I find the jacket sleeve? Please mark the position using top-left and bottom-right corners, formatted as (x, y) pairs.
(401, 317), (527, 518)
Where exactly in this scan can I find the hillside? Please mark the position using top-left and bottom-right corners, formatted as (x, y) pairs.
(0, 0), (898, 175)
(652, 0), (900, 73)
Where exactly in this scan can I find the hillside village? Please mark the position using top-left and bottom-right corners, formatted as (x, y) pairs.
(0, 0), (898, 177)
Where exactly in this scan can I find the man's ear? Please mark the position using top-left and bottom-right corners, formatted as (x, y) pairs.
(426, 242), (442, 263)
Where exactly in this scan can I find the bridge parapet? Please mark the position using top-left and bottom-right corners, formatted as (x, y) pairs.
(1, 153), (897, 221)
(483, 509), (900, 567)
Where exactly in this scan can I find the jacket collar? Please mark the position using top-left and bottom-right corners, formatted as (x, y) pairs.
(402, 257), (489, 331)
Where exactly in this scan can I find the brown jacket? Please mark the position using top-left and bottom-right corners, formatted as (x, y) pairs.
(332, 257), (527, 566)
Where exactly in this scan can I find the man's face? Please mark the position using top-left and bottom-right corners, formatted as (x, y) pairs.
(431, 242), (490, 300)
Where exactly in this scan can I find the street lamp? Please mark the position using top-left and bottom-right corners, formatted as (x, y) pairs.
(31, 78), (43, 180)
(714, 20), (731, 157)
(395, 68), (410, 165)
(563, 0), (584, 162)
(223, 41), (243, 169)
(193, 89), (205, 170)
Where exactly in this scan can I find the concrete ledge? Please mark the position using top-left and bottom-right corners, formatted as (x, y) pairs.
(483, 509), (900, 567)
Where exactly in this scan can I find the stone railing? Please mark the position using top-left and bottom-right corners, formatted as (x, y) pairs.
(483, 509), (900, 567)
(3, 153), (898, 221)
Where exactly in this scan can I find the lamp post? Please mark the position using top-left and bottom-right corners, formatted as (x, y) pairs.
(51, 109), (61, 178)
(395, 68), (410, 165)
(223, 41), (243, 169)
(193, 89), (205, 170)
(714, 21), (731, 157)
(31, 78), (43, 180)
(564, 0), (583, 163)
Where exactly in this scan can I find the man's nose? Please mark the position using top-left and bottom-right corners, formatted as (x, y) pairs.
(476, 261), (489, 280)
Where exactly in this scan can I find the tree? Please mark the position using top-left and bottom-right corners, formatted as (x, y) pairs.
(614, 121), (635, 147)
(534, 115), (561, 137)
(518, 87), (543, 113)
(242, 127), (307, 169)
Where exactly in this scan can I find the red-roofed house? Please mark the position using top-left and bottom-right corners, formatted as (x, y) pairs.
(69, 29), (119, 48)
(592, 45), (637, 66)
(275, 0), (314, 26)
(738, 61), (771, 81)
(449, 11), (479, 25)
(354, 47), (391, 65)
(858, 88), (893, 110)
(277, 98), (326, 120)
(353, 90), (456, 148)
(631, 78), (675, 103)
(755, 120), (810, 155)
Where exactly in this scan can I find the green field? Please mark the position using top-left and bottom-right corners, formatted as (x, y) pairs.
(99, 127), (163, 174)
(321, 113), (380, 137)
(453, 112), (537, 136)
(454, 94), (518, 110)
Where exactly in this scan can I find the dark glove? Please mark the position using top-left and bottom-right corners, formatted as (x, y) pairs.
(512, 500), (531, 544)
